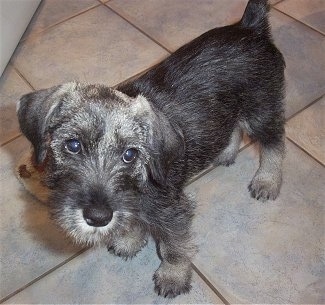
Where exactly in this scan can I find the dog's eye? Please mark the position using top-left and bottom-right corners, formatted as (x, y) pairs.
(65, 139), (82, 154)
(122, 148), (137, 163)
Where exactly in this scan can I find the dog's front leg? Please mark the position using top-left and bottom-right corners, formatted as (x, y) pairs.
(153, 234), (195, 298)
(107, 224), (148, 260)
(151, 193), (197, 298)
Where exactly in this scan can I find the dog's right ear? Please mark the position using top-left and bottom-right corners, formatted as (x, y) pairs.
(17, 83), (76, 164)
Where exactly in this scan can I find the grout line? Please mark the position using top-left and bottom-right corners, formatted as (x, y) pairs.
(113, 64), (162, 89)
(286, 94), (324, 122)
(11, 66), (35, 91)
(191, 263), (230, 305)
(286, 137), (324, 167)
(113, 67), (152, 89)
(271, 0), (284, 4)
(0, 134), (22, 148)
(103, 4), (172, 53)
(0, 248), (88, 304)
(284, 94), (324, 168)
(20, 4), (101, 43)
(272, 7), (325, 36)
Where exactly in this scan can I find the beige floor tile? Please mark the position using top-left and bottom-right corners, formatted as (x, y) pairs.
(286, 96), (325, 165)
(107, 0), (306, 50)
(4, 243), (224, 304)
(108, 0), (248, 52)
(23, 0), (99, 39)
(270, 9), (325, 117)
(275, 0), (325, 33)
(0, 136), (81, 300)
(11, 6), (168, 89)
(187, 140), (325, 303)
(0, 66), (32, 145)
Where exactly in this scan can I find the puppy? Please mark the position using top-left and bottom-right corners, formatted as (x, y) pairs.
(17, 0), (285, 298)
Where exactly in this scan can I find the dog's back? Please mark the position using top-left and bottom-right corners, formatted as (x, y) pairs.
(118, 0), (285, 178)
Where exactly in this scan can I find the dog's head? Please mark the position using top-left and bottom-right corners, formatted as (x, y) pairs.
(17, 82), (184, 245)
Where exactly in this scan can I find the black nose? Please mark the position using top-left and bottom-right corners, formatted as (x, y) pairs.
(83, 206), (113, 227)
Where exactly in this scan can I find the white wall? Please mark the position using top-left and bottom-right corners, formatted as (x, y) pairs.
(0, 0), (41, 76)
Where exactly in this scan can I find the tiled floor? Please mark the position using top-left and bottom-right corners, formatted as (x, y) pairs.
(0, 0), (324, 303)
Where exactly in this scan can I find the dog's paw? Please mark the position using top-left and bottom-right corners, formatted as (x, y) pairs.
(153, 262), (192, 298)
(219, 158), (236, 167)
(107, 245), (131, 261)
(248, 174), (281, 201)
(214, 153), (236, 167)
(107, 238), (147, 260)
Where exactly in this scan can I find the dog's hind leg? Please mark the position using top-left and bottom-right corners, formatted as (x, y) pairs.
(248, 140), (285, 201)
(214, 125), (243, 166)
(244, 110), (285, 201)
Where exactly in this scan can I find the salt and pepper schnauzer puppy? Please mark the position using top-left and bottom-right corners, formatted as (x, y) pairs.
(17, 0), (285, 298)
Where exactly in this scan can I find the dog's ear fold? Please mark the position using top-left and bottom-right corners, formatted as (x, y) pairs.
(149, 117), (185, 186)
(17, 83), (76, 164)
(132, 95), (185, 186)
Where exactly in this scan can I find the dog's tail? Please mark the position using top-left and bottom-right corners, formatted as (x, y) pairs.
(240, 0), (270, 35)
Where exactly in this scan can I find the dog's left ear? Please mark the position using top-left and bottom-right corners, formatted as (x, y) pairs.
(151, 116), (185, 186)
(17, 82), (77, 164)
(132, 95), (185, 186)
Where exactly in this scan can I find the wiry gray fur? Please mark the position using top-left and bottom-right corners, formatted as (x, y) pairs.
(17, 0), (285, 298)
